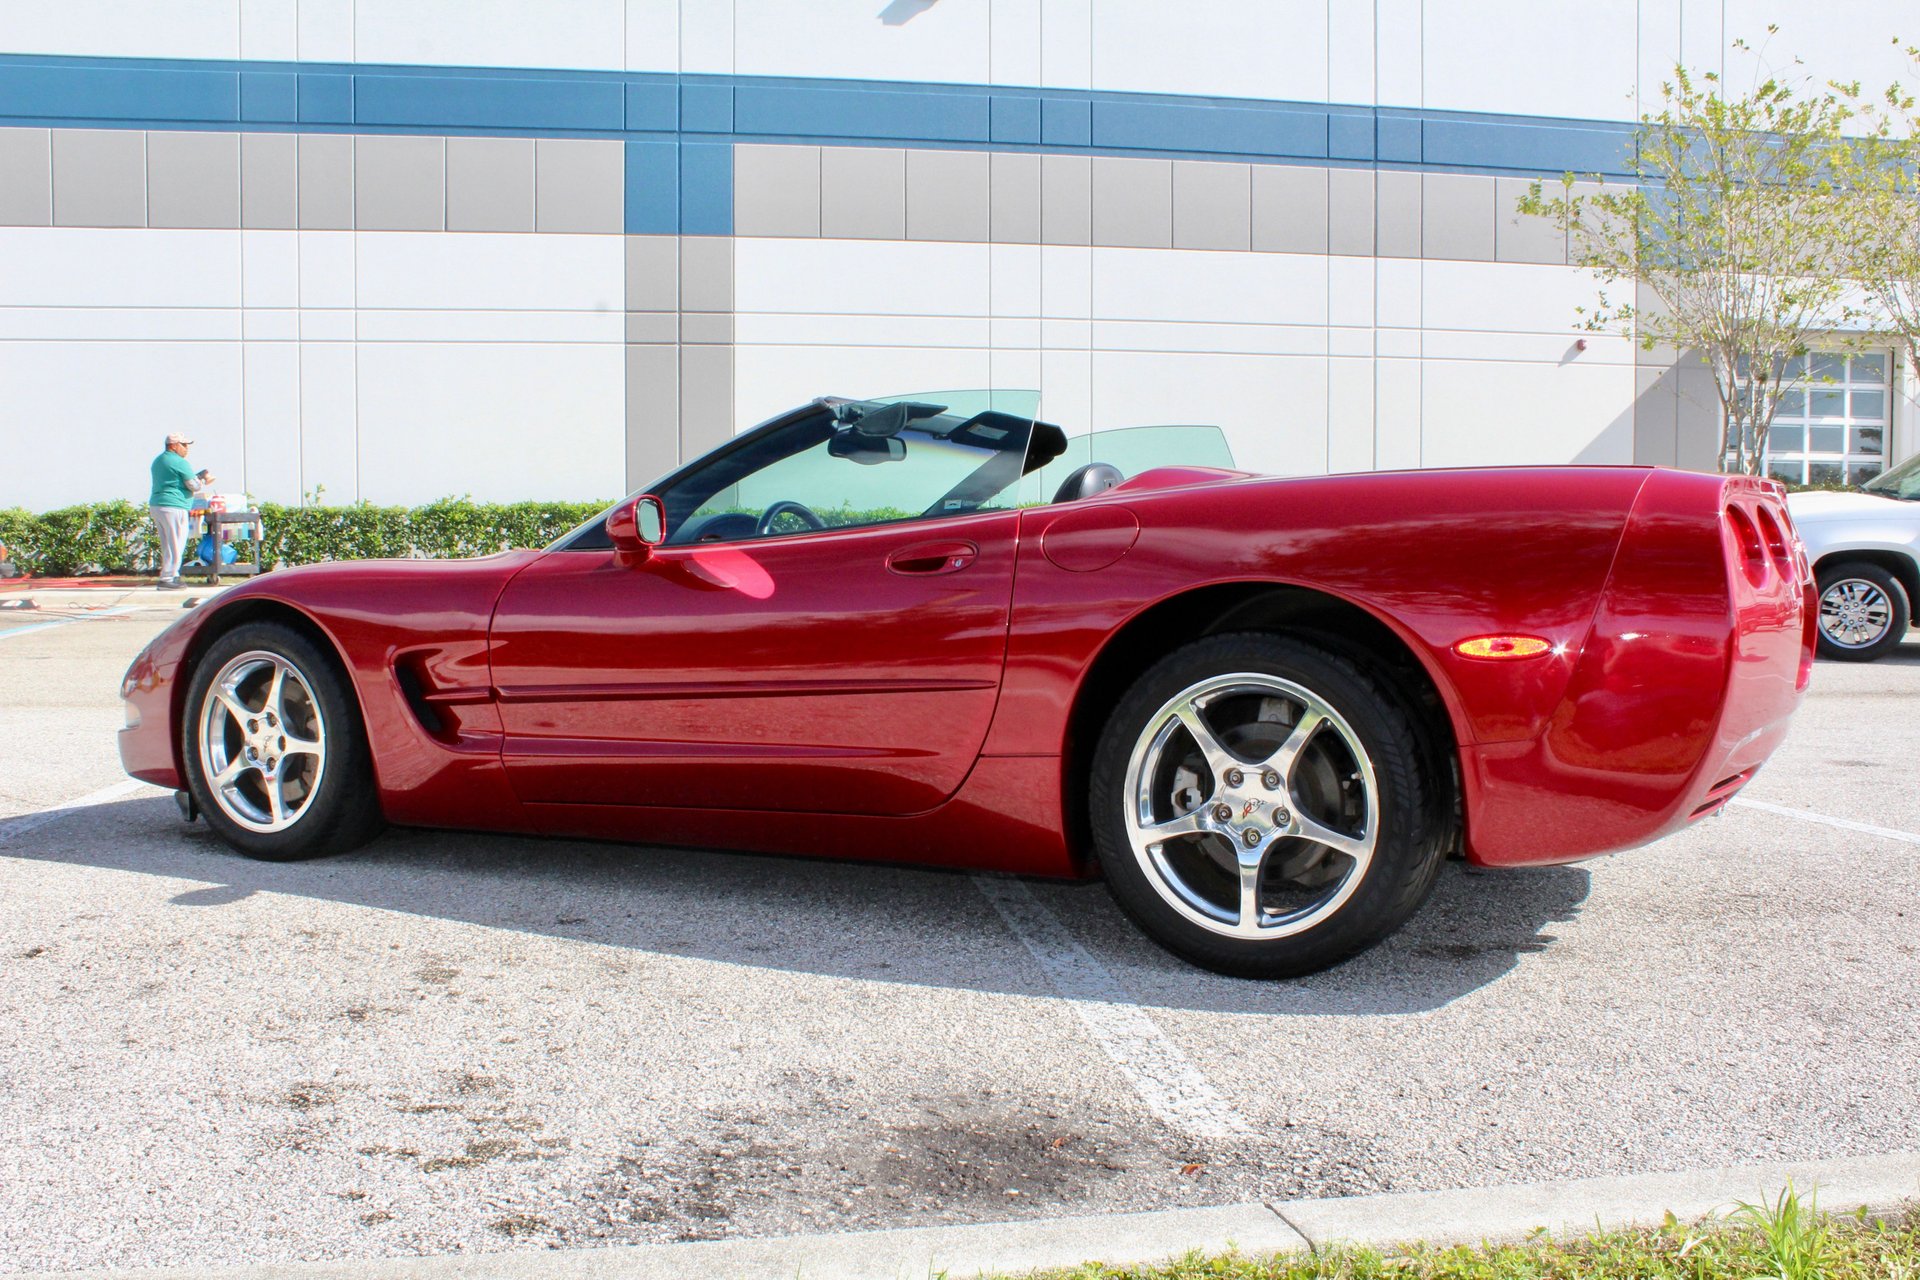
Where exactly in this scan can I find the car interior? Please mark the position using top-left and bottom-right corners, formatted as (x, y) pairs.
(555, 394), (1235, 552)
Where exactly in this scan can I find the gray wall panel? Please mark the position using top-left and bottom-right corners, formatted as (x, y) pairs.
(240, 133), (296, 229)
(1634, 282), (1677, 365)
(734, 144), (819, 238)
(0, 128), (52, 225)
(1420, 172), (1493, 261)
(1494, 175), (1563, 264)
(1091, 156), (1171, 248)
(147, 130), (239, 229)
(52, 129), (144, 227)
(1173, 160), (1250, 251)
(1324, 168), (1372, 256)
(907, 148), (988, 242)
(680, 235), (734, 312)
(625, 312), (677, 343)
(1375, 170), (1422, 258)
(680, 312), (734, 343)
(1675, 358), (1724, 471)
(1632, 365), (1679, 466)
(1253, 164), (1329, 254)
(988, 151), (1039, 244)
(1566, 179), (1611, 267)
(626, 344), (680, 492)
(355, 135), (444, 232)
(535, 138), (622, 234)
(821, 146), (905, 240)
(297, 134), (354, 229)
(680, 342), (735, 460)
(1039, 154), (1091, 245)
(448, 136), (533, 232)
(625, 234), (678, 312)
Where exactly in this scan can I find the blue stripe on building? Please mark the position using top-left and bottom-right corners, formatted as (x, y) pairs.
(0, 52), (1639, 236)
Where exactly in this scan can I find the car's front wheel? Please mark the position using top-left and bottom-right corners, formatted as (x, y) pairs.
(1088, 633), (1447, 979)
(1814, 561), (1911, 662)
(181, 622), (383, 860)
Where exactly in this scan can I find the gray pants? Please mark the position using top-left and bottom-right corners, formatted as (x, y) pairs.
(151, 505), (189, 582)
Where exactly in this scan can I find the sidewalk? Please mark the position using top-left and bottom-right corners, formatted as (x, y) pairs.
(0, 576), (152, 590)
(29, 1150), (1920, 1280)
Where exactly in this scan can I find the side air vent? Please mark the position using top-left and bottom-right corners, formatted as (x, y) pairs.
(394, 659), (446, 736)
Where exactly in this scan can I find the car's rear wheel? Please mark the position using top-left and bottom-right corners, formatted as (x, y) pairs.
(1814, 561), (1910, 662)
(181, 622), (383, 860)
(1089, 633), (1446, 978)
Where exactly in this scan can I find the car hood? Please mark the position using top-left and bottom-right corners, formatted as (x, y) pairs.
(138, 550), (543, 664)
(1784, 490), (1915, 521)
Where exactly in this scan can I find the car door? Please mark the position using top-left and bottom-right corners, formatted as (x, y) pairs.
(486, 394), (1039, 816)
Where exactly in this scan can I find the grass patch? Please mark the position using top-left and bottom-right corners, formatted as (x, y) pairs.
(1025, 1188), (1919, 1280)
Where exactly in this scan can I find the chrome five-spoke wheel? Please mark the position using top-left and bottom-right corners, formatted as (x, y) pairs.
(183, 622), (382, 859)
(198, 650), (328, 833)
(1090, 633), (1446, 978)
(1124, 673), (1376, 940)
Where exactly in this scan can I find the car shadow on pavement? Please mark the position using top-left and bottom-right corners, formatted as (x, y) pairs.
(22, 795), (1590, 1016)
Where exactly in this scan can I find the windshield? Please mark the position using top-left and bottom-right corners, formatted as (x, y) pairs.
(1861, 452), (1920, 501)
(550, 392), (1243, 551)
(666, 395), (1045, 543)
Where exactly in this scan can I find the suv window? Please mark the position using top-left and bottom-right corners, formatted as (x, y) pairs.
(1861, 452), (1920, 501)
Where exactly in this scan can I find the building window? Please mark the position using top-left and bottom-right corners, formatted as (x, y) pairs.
(1758, 351), (1891, 486)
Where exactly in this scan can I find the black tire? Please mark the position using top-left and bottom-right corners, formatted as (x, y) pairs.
(1814, 561), (1911, 662)
(1088, 632), (1446, 979)
(181, 621), (384, 860)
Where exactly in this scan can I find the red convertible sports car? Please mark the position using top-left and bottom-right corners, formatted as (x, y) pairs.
(119, 391), (1816, 977)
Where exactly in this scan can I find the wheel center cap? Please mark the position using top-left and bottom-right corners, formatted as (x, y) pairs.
(1221, 791), (1290, 832)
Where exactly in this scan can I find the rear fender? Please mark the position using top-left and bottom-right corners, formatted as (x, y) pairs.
(1461, 470), (1809, 864)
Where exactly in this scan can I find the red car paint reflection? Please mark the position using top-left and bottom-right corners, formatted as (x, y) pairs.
(118, 465), (1812, 877)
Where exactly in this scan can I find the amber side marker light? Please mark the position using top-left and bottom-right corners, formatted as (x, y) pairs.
(1454, 635), (1553, 660)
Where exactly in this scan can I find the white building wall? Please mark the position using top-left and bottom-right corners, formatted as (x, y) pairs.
(0, 1), (1901, 112)
(0, 0), (1915, 511)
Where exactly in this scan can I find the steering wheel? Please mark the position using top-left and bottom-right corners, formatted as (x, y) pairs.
(755, 499), (827, 536)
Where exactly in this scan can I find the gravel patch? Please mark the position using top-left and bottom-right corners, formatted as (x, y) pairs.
(0, 607), (1915, 1272)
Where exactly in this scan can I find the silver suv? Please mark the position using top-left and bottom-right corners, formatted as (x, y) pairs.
(1787, 454), (1920, 661)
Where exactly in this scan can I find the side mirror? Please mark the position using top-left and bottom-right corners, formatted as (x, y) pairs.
(608, 494), (665, 565)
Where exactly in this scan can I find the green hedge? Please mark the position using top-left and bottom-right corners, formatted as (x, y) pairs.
(0, 499), (609, 577)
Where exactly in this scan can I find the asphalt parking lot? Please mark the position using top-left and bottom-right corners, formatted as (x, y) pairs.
(1, 589), (1916, 1273)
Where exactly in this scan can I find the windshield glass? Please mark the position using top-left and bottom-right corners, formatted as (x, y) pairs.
(550, 393), (1244, 551)
(1861, 452), (1920, 500)
(660, 390), (1047, 543)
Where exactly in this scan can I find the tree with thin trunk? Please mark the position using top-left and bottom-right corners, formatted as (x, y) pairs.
(1518, 52), (1866, 475)
(1837, 51), (1920, 407)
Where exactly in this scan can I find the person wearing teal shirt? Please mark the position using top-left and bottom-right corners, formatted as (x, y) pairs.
(149, 434), (214, 590)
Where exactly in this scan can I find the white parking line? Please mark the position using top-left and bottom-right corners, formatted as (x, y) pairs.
(973, 876), (1251, 1141)
(0, 604), (140, 640)
(0, 779), (154, 845)
(1730, 797), (1920, 847)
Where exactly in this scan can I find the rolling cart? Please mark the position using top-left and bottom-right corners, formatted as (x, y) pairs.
(192, 506), (266, 586)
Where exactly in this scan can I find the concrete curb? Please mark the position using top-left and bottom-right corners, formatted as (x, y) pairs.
(1275, 1149), (1920, 1252)
(31, 1150), (1920, 1280)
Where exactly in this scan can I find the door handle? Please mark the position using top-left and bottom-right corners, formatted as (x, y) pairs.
(886, 540), (979, 575)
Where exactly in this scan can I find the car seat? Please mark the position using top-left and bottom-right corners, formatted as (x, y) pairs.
(1051, 462), (1124, 503)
